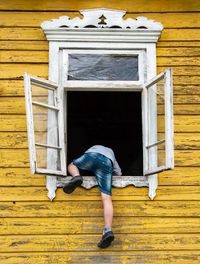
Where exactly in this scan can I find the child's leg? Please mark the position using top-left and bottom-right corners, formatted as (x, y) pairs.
(97, 192), (115, 248)
(101, 192), (113, 230)
(68, 162), (80, 177)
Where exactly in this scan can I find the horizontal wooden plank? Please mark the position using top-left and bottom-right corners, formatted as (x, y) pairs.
(160, 167), (200, 185)
(0, 11), (200, 28)
(0, 132), (200, 150)
(158, 41), (200, 47)
(174, 95), (200, 104)
(174, 150), (200, 166)
(0, 28), (45, 41)
(0, 41), (48, 51)
(1, 12), (200, 28)
(157, 47), (200, 57)
(174, 85), (200, 95)
(1, 41), (200, 52)
(174, 133), (200, 149)
(1, 115), (200, 132)
(159, 29), (200, 41)
(158, 57), (200, 66)
(1, 97), (200, 114)
(0, 148), (200, 167)
(158, 67), (200, 77)
(0, 132), (28, 148)
(0, 28), (200, 41)
(0, 97), (25, 114)
(0, 115), (27, 131)
(0, 11), (79, 27)
(1, 216), (200, 235)
(0, 252), (200, 264)
(0, 80), (25, 96)
(172, 105), (200, 115)
(0, 233), (200, 252)
(1, 167), (200, 187)
(0, 50), (48, 63)
(1, 186), (200, 201)
(0, 0), (199, 12)
(173, 76), (200, 85)
(1, 80), (200, 96)
(0, 64), (48, 79)
(2, 50), (200, 64)
(0, 200), (199, 217)
(0, 149), (29, 167)
(0, 64), (200, 80)
(173, 116), (200, 132)
(0, 168), (45, 186)
(1, 51), (200, 66)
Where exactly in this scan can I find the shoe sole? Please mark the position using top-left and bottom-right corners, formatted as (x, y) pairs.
(98, 235), (115, 248)
(63, 179), (83, 194)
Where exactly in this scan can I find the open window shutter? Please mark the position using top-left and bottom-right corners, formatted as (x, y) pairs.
(24, 73), (66, 176)
(144, 68), (174, 176)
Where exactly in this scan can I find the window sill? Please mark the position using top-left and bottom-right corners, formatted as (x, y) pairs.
(57, 175), (148, 189)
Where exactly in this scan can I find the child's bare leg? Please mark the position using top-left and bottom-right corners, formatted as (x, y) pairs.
(68, 163), (80, 177)
(101, 192), (113, 230)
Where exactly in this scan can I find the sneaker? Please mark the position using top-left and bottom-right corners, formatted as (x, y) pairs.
(97, 231), (115, 248)
(63, 176), (83, 194)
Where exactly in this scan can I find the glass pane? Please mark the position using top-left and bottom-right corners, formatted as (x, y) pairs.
(147, 143), (166, 169)
(36, 146), (61, 170)
(147, 76), (166, 170)
(32, 104), (59, 145)
(32, 104), (60, 170)
(31, 82), (55, 106)
(68, 54), (138, 81)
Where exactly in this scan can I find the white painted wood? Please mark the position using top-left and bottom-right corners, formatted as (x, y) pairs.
(24, 73), (37, 174)
(23, 73), (66, 176)
(144, 44), (158, 200)
(41, 8), (163, 30)
(46, 42), (62, 201)
(35, 143), (62, 150)
(165, 68), (174, 169)
(42, 29), (162, 43)
(144, 68), (174, 176)
(32, 101), (59, 111)
(57, 176), (148, 189)
(40, 9), (166, 200)
(64, 81), (143, 91)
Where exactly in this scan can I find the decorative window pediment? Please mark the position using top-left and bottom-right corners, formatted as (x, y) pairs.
(41, 8), (163, 30)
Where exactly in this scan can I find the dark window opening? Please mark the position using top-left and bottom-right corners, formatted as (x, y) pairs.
(67, 91), (143, 176)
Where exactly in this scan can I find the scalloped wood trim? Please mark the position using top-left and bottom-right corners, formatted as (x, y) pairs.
(56, 176), (149, 189)
(41, 8), (163, 31)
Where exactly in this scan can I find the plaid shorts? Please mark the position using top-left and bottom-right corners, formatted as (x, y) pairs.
(72, 152), (113, 195)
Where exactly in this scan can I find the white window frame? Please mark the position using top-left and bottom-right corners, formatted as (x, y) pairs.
(24, 73), (66, 176)
(143, 68), (174, 176)
(37, 8), (173, 200)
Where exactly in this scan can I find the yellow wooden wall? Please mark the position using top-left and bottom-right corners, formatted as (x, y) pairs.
(0, 0), (200, 263)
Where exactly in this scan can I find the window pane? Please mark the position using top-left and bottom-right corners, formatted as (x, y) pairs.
(147, 76), (166, 170)
(31, 83), (55, 106)
(147, 143), (166, 169)
(68, 54), (138, 80)
(36, 146), (61, 170)
(32, 104), (61, 170)
(32, 105), (59, 145)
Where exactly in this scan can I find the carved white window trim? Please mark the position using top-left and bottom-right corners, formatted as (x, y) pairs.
(38, 8), (170, 201)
